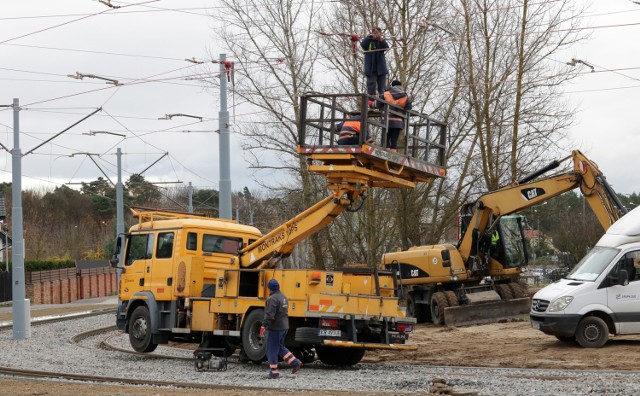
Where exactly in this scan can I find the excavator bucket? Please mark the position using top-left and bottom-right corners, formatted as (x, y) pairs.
(443, 298), (530, 327)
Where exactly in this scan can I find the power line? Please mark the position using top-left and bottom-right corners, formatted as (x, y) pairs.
(0, 0), (162, 45)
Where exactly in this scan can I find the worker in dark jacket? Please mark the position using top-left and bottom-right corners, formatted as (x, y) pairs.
(379, 80), (412, 151)
(337, 115), (362, 145)
(337, 115), (372, 146)
(361, 27), (389, 106)
(261, 279), (302, 379)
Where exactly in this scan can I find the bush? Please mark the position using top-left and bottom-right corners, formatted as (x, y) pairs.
(1, 259), (75, 272)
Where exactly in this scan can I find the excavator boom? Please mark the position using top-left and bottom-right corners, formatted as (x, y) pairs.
(459, 150), (627, 265)
(384, 150), (627, 327)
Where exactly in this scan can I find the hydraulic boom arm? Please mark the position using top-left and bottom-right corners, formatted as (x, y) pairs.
(458, 150), (627, 263)
(238, 185), (365, 269)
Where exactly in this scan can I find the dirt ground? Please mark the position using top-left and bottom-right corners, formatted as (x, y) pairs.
(367, 319), (640, 370)
(4, 303), (640, 394)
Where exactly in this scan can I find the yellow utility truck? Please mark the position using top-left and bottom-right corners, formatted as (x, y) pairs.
(381, 150), (627, 326)
(112, 93), (447, 366)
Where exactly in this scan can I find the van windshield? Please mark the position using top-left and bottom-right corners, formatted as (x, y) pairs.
(566, 247), (620, 281)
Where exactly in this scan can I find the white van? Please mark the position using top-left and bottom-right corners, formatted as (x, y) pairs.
(530, 205), (640, 347)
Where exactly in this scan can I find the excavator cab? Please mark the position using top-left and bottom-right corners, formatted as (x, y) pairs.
(494, 215), (528, 269)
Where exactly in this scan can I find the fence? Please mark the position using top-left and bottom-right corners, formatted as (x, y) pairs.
(0, 261), (117, 305)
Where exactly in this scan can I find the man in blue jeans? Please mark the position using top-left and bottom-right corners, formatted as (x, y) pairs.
(261, 279), (302, 379)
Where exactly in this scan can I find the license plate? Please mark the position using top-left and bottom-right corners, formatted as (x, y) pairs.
(318, 329), (341, 337)
(531, 321), (540, 330)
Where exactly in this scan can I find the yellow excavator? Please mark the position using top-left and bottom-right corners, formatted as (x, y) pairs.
(381, 150), (628, 326)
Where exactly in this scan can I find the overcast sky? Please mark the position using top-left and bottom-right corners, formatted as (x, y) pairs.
(1, 0), (639, 199)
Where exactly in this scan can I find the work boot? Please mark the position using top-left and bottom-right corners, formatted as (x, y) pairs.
(267, 372), (280, 379)
(292, 359), (303, 374)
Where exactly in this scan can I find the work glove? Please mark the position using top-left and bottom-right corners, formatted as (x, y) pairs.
(259, 326), (265, 337)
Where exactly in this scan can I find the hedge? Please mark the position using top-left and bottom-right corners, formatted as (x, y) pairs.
(0, 259), (76, 272)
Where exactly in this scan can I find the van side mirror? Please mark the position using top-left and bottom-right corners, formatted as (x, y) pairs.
(619, 269), (629, 286)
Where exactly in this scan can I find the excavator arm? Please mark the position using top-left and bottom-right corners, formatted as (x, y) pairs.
(458, 150), (627, 265)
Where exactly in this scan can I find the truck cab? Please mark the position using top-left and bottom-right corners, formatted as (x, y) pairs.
(530, 205), (640, 347)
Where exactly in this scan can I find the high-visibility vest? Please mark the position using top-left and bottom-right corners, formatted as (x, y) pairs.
(339, 120), (361, 140)
(383, 92), (408, 122)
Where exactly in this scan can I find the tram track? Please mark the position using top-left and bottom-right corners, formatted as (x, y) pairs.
(1, 310), (639, 395)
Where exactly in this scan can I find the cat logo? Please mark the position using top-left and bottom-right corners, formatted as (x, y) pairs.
(521, 187), (545, 201)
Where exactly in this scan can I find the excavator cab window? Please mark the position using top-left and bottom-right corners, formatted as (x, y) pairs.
(497, 215), (528, 269)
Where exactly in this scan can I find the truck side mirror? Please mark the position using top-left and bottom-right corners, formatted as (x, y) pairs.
(110, 235), (122, 268)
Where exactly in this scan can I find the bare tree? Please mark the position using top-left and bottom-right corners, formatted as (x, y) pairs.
(213, 0), (333, 267)
(457, 0), (585, 190)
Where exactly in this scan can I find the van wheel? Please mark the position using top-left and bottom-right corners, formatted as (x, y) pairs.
(576, 316), (609, 348)
(241, 309), (267, 362)
(129, 306), (158, 353)
(430, 292), (449, 325)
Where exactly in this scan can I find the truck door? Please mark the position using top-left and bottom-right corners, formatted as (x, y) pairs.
(606, 250), (640, 334)
(150, 231), (175, 301)
(120, 233), (154, 301)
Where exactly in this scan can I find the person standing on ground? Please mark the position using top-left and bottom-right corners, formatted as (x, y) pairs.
(261, 279), (302, 379)
(361, 27), (389, 107)
(380, 80), (412, 151)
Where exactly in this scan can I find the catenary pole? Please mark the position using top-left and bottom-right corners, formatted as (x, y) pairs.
(188, 182), (193, 213)
(219, 54), (232, 219)
(11, 98), (30, 339)
(116, 148), (124, 293)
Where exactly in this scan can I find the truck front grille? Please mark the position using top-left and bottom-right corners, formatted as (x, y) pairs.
(531, 298), (549, 313)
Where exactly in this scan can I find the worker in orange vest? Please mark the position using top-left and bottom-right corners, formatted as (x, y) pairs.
(379, 80), (412, 151)
(337, 115), (370, 146)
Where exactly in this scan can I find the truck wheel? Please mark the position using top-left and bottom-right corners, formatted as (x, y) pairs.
(508, 283), (525, 298)
(430, 292), (449, 325)
(295, 327), (322, 345)
(576, 316), (609, 348)
(406, 296), (416, 319)
(444, 291), (459, 307)
(241, 309), (267, 362)
(129, 305), (158, 353)
(316, 346), (365, 366)
(495, 284), (514, 300)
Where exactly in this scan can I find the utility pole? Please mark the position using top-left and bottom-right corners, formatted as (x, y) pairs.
(11, 98), (29, 339)
(116, 148), (124, 292)
(188, 182), (193, 213)
(219, 54), (232, 219)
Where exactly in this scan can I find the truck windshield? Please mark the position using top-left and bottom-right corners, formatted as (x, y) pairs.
(566, 247), (620, 281)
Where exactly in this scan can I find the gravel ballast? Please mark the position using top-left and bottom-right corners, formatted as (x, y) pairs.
(0, 314), (639, 395)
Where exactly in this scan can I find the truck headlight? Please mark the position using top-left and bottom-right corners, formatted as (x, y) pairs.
(548, 296), (573, 312)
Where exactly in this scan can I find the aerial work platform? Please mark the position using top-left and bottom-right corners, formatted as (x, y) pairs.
(298, 93), (447, 189)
